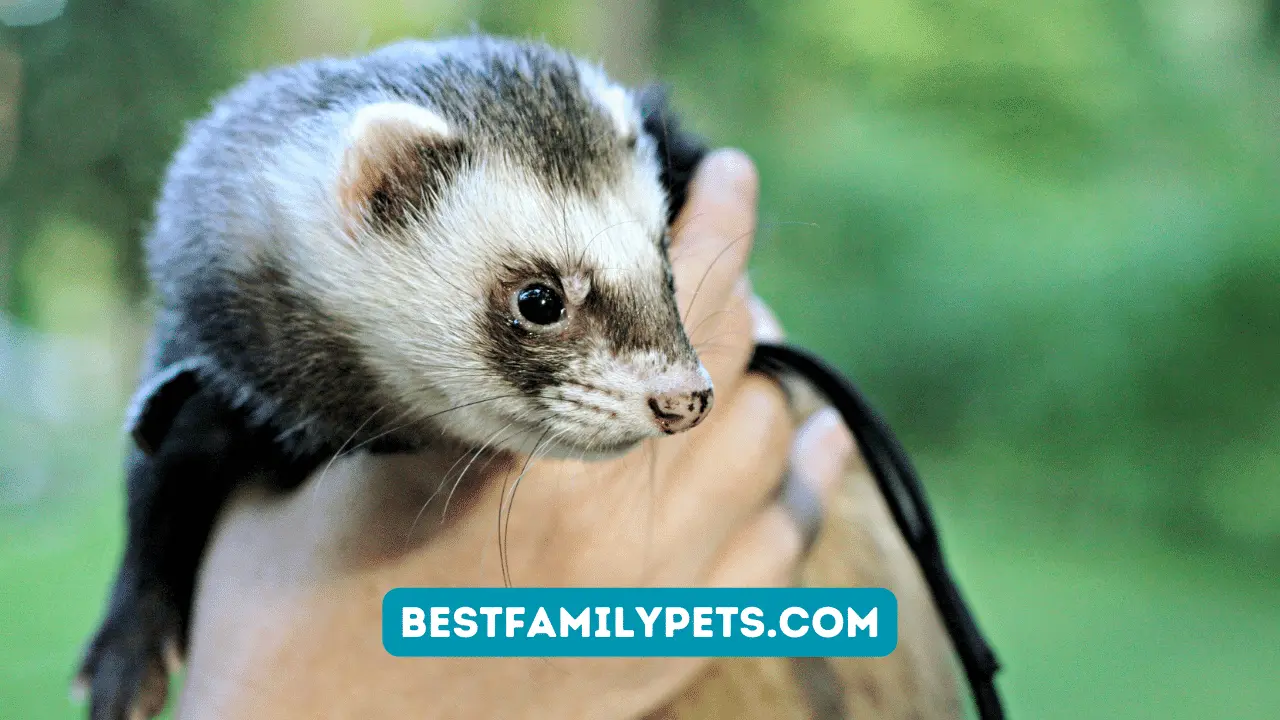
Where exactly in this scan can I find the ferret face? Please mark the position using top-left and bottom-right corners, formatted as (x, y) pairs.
(283, 51), (714, 458)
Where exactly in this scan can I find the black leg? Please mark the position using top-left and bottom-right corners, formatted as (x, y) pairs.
(77, 393), (264, 720)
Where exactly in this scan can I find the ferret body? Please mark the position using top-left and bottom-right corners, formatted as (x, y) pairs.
(77, 35), (963, 720)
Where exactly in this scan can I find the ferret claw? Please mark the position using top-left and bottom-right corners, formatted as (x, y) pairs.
(76, 595), (181, 720)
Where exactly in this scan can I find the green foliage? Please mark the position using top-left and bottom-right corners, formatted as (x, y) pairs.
(1, 0), (254, 309)
(647, 0), (1280, 548)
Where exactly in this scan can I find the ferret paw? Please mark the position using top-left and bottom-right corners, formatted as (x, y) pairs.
(74, 595), (183, 720)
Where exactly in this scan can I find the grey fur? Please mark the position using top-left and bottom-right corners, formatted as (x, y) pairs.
(80, 34), (713, 720)
(144, 35), (701, 457)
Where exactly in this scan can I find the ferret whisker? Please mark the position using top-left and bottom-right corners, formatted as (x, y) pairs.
(505, 425), (571, 585)
(756, 219), (820, 231)
(576, 218), (643, 270)
(404, 250), (474, 299)
(441, 423), (521, 523)
(462, 416), (542, 577)
(671, 210), (707, 240)
(433, 430), (499, 503)
(685, 307), (734, 344)
(308, 404), (386, 506)
(691, 342), (749, 361)
(403, 421), (517, 551)
(499, 426), (553, 587)
(681, 230), (753, 326)
(93, 35), (730, 716)
(691, 332), (740, 351)
(666, 211), (709, 256)
(543, 393), (619, 421)
(421, 421), (505, 520)
(495, 435), (521, 587)
(353, 394), (528, 452)
(471, 410), (538, 584)
(353, 404), (420, 447)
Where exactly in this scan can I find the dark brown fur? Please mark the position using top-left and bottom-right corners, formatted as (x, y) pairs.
(79, 35), (967, 720)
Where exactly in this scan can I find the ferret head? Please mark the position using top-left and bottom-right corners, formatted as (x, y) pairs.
(270, 41), (713, 458)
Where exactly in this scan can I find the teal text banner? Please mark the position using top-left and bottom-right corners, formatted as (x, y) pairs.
(383, 587), (897, 657)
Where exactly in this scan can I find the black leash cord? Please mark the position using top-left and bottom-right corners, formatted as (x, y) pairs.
(749, 342), (1006, 720)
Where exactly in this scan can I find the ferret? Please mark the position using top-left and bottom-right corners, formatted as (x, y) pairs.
(76, 34), (965, 720)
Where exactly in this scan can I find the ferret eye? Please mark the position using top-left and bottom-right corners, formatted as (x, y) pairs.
(515, 283), (565, 326)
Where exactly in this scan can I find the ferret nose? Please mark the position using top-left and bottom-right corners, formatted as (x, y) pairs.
(648, 387), (714, 434)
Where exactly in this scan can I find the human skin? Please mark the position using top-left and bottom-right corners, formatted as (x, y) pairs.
(175, 149), (855, 720)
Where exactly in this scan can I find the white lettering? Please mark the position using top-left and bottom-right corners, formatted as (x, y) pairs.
(848, 607), (878, 637)
(561, 607), (590, 637)
(812, 607), (842, 638)
(715, 607), (739, 636)
(479, 607), (502, 637)
(454, 607), (477, 638)
(740, 607), (764, 638)
(692, 607), (714, 638)
(528, 607), (556, 637)
(665, 607), (690, 637)
(594, 607), (612, 637)
(636, 607), (662, 637)
(614, 607), (634, 637)
(780, 607), (808, 638)
(430, 607), (450, 637)
(505, 607), (526, 637)
(402, 607), (425, 638)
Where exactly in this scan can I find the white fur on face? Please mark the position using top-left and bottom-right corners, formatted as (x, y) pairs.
(270, 146), (689, 456)
(538, 346), (714, 456)
(257, 73), (701, 457)
(360, 156), (679, 454)
(579, 64), (638, 140)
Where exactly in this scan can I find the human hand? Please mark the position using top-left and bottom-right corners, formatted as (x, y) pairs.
(176, 149), (855, 720)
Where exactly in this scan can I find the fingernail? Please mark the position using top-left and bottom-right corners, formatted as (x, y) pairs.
(817, 406), (854, 459)
(779, 467), (823, 554)
(801, 407), (853, 494)
(700, 148), (758, 203)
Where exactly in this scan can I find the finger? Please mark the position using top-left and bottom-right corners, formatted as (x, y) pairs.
(670, 149), (758, 342)
(749, 294), (785, 343)
(705, 408), (854, 587)
(658, 374), (793, 568)
(704, 504), (801, 588)
(688, 289), (784, 411)
(778, 407), (855, 554)
(688, 278), (756, 402)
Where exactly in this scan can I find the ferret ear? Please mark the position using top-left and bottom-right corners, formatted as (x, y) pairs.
(125, 358), (208, 455)
(637, 84), (709, 226)
(336, 102), (468, 235)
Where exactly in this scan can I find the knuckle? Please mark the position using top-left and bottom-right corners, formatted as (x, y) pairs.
(697, 302), (756, 393)
(739, 375), (794, 449)
(749, 509), (804, 583)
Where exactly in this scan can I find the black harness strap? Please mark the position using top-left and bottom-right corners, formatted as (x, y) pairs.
(750, 342), (1006, 720)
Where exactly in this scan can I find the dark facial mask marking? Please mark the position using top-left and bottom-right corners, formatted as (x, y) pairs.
(479, 253), (700, 404)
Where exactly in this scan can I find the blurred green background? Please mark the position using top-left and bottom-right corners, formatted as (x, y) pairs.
(2, 0), (1278, 718)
